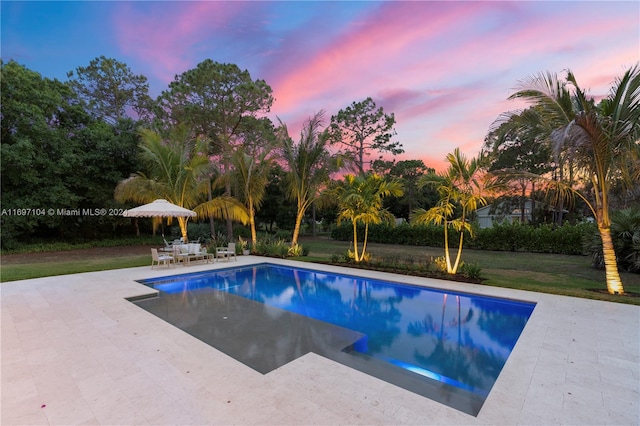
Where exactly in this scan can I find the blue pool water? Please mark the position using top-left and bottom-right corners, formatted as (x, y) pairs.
(137, 263), (535, 415)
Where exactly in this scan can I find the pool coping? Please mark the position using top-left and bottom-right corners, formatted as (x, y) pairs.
(2, 256), (639, 425)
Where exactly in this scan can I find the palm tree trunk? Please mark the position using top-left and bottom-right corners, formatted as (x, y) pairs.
(292, 209), (305, 246)
(451, 232), (465, 274)
(599, 226), (625, 294)
(178, 217), (189, 243)
(362, 223), (369, 260)
(292, 196), (306, 246)
(249, 199), (257, 247)
(443, 222), (452, 272)
(352, 221), (360, 262)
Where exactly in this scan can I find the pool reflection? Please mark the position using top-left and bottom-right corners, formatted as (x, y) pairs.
(136, 263), (535, 416)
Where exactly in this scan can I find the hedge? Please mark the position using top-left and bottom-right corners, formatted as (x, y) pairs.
(330, 221), (596, 255)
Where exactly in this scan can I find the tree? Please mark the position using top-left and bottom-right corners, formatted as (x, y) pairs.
(485, 110), (555, 223)
(373, 159), (435, 219)
(328, 97), (403, 174)
(1, 60), (83, 246)
(114, 127), (249, 242)
(256, 164), (293, 233)
(67, 56), (153, 124)
(1, 60), (149, 246)
(413, 149), (492, 275)
(331, 173), (404, 262)
(278, 111), (345, 246)
(225, 117), (277, 247)
(156, 60), (274, 238)
(505, 65), (640, 295)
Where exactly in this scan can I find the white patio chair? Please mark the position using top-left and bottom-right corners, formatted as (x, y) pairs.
(216, 243), (237, 262)
(151, 248), (174, 269)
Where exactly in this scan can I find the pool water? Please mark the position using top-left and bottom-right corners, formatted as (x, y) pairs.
(135, 263), (535, 416)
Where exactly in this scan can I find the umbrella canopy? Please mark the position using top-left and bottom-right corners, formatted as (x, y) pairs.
(122, 199), (196, 218)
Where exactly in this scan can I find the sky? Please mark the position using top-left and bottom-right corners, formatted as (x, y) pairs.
(2, 1), (639, 171)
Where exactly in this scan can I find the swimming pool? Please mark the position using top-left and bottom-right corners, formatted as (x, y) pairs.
(134, 263), (535, 416)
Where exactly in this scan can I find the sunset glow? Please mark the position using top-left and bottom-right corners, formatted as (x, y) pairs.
(2, 1), (638, 171)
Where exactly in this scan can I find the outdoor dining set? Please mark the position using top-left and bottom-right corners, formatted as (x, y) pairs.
(120, 199), (239, 269)
(151, 241), (237, 269)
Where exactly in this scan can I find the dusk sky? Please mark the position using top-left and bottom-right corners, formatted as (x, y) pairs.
(2, 1), (639, 171)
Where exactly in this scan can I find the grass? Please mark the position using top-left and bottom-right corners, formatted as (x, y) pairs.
(294, 237), (640, 305)
(0, 256), (150, 282)
(0, 236), (164, 254)
(1, 236), (639, 305)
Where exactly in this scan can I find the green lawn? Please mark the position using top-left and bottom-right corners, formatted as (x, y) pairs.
(1, 237), (638, 305)
(295, 238), (640, 305)
(0, 255), (150, 282)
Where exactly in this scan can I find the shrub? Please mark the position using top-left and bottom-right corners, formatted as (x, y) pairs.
(433, 256), (448, 273)
(288, 244), (304, 257)
(584, 207), (640, 272)
(460, 262), (482, 280)
(274, 229), (292, 240)
(331, 221), (596, 255)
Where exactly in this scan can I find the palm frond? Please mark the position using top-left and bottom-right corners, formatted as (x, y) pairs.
(193, 196), (249, 224)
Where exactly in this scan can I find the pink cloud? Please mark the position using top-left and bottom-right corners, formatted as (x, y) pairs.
(267, 2), (492, 113)
(110, 0), (637, 175)
(112, 2), (250, 84)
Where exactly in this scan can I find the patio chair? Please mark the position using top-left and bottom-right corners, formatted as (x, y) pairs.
(163, 238), (173, 249)
(151, 248), (174, 269)
(216, 243), (237, 262)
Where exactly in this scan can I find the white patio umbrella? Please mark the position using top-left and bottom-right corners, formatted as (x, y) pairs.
(122, 199), (196, 218)
(122, 199), (197, 242)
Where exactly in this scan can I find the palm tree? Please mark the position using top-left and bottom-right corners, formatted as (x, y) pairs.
(506, 65), (640, 294)
(331, 173), (404, 262)
(227, 143), (274, 248)
(413, 149), (491, 274)
(278, 111), (344, 247)
(115, 126), (249, 242)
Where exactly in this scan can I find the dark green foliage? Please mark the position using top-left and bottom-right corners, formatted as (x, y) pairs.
(331, 222), (453, 247)
(183, 223), (214, 243)
(257, 164), (295, 232)
(371, 159), (437, 219)
(155, 60), (274, 150)
(323, 250), (483, 282)
(460, 262), (483, 280)
(67, 56), (153, 124)
(470, 222), (594, 254)
(585, 207), (640, 273)
(331, 221), (596, 255)
(253, 237), (290, 258)
(1, 60), (142, 248)
(274, 229), (293, 240)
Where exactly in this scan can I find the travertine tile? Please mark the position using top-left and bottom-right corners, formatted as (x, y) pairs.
(1, 258), (638, 425)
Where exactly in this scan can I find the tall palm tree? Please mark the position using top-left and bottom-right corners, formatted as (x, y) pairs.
(227, 143), (274, 247)
(413, 149), (491, 274)
(331, 173), (404, 262)
(115, 126), (249, 242)
(506, 65), (640, 294)
(278, 111), (344, 246)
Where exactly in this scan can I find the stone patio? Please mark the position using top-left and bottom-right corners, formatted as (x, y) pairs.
(2, 257), (638, 425)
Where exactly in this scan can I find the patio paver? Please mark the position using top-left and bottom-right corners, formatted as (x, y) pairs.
(2, 257), (638, 425)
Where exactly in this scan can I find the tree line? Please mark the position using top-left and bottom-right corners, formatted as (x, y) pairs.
(0, 57), (425, 248)
(1, 57), (638, 294)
